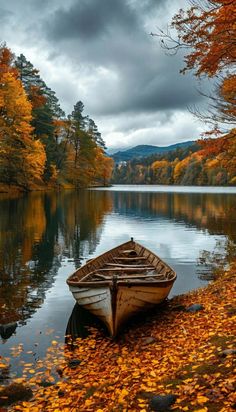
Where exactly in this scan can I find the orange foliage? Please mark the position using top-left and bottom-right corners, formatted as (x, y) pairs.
(28, 85), (46, 109)
(151, 159), (169, 170)
(219, 75), (236, 121)
(0, 46), (18, 77)
(0, 46), (46, 187)
(94, 147), (114, 185)
(198, 133), (232, 157)
(171, 1), (236, 131)
(172, 1), (236, 77)
(173, 156), (191, 182)
(5, 269), (235, 411)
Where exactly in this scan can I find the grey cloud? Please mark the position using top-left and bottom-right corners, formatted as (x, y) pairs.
(0, 0), (210, 149)
(46, 0), (138, 41)
(0, 7), (12, 23)
(39, 0), (208, 118)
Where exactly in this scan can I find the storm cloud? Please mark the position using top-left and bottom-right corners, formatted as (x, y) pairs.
(0, 0), (210, 149)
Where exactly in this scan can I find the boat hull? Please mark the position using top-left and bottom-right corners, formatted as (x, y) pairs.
(69, 285), (113, 334)
(69, 279), (173, 336)
(67, 239), (177, 336)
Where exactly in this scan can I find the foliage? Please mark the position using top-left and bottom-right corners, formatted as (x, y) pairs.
(171, 0), (235, 77)
(63, 101), (110, 188)
(2, 268), (235, 411)
(112, 133), (236, 186)
(155, 0), (236, 131)
(0, 46), (113, 190)
(0, 46), (46, 188)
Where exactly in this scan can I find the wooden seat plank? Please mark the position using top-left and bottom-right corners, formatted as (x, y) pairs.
(105, 263), (153, 268)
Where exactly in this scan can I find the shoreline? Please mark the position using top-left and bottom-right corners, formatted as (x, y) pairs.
(1, 182), (236, 196)
(0, 266), (235, 411)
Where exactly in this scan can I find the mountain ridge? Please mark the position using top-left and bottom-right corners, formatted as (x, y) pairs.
(110, 141), (195, 163)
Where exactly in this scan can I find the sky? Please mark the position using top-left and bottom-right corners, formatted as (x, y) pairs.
(0, 0), (211, 151)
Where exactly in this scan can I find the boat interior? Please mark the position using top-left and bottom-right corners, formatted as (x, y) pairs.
(77, 247), (175, 285)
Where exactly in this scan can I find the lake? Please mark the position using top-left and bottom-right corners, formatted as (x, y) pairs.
(1, 185), (236, 376)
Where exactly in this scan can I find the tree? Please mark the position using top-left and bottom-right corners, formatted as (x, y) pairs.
(15, 54), (65, 181)
(15, 54), (46, 109)
(63, 101), (111, 187)
(170, 0), (235, 77)
(65, 101), (95, 187)
(154, 0), (236, 130)
(87, 118), (106, 149)
(0, 46), (46, 188)
(94, 147), (114, 185)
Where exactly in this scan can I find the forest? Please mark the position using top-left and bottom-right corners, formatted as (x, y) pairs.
(113, 0), (236, 186)
(112, 131), (236, 185)
(1, 0), (236, 191)
(0, 46), (114, 191)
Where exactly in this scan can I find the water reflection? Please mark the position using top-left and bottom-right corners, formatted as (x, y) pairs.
(111, 191), (236, 242)
(0, 188), (235, 352)
(65, 303), (106, 342)
(0, 190), (112, 332)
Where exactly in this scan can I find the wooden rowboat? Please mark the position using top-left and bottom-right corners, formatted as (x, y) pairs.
(67, 238), (176, 337)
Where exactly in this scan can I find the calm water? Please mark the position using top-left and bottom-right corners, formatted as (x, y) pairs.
(0, 186), (236, 376)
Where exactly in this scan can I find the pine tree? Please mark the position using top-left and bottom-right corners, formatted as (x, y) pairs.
(15, 54), (65, 180)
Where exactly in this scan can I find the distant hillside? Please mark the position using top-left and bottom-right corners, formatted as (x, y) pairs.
(111, 141), (195, 163)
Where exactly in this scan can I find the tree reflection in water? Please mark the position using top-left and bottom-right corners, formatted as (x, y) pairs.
(0, 190), (112, 332)
(0, 188), (235, 341)
(198, 239), (236, 280)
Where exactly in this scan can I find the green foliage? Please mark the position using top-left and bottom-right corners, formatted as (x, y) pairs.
(15, 54), (65, 181)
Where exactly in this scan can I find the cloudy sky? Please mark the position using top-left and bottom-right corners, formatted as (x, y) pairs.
(0, 0), (210, 151)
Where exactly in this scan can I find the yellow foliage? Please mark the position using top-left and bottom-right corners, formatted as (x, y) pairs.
(0, 47), (46, 187)
(151, 159), (169, 169)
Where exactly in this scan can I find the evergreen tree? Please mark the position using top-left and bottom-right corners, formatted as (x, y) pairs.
(15, 54), (65, 180)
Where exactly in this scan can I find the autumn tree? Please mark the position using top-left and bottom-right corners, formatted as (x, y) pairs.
(151, 159), (173, 184)
(155, 0), (236, 130)
(15, 54), (65, 181)
(63, 101), (111, 187)
(94, 147), (114, 186)
(0, 45), (46, 188)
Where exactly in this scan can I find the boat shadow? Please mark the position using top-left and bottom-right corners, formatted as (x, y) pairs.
(65, 300), (170, 344)
(65, 303), (107, 343)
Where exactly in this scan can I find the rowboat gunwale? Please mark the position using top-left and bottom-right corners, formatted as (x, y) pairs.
(66, 239), (177, 287)
(68, 278), (175, 288)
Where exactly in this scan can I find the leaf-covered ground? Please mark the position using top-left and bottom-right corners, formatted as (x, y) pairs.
(1, 267), (235, 412)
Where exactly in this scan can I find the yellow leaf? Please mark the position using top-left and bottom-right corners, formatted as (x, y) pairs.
(193, 409), (208, 412)
(121, 388), (129, 396)
(197, 395), (209, 404)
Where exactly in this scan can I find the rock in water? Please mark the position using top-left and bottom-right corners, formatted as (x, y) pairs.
(68, 359), (81, 368)
(219, 349), (236, 357)
(141, 336), (157, 345)
(186, 304), (204, 312)
(149, 394), (177, 411)
(0, 383), (33, 406)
